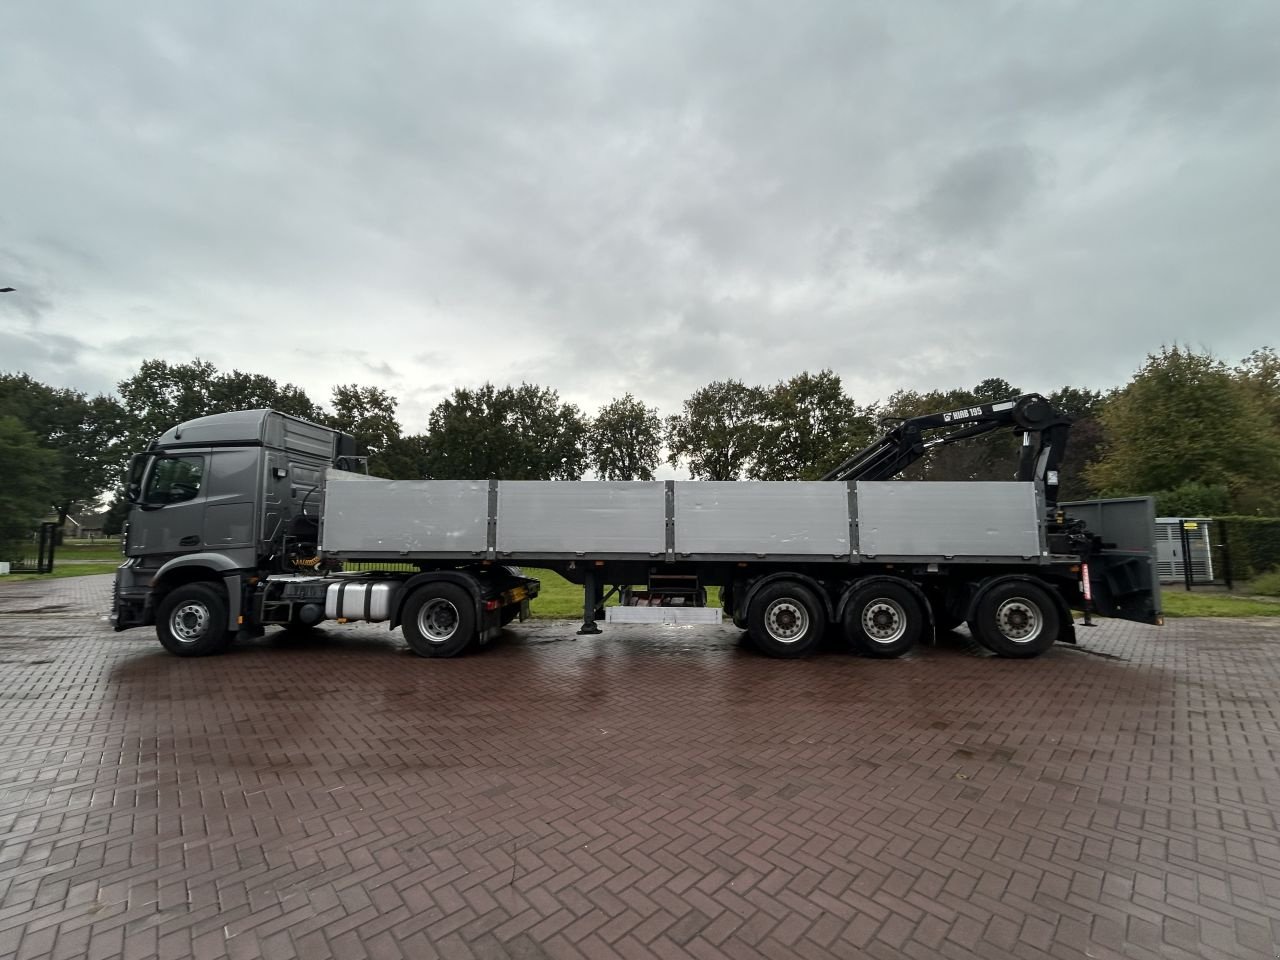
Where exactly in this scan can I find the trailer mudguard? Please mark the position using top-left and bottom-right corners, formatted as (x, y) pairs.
(834, 575), (933, 633)
(739, 572), (836, 624)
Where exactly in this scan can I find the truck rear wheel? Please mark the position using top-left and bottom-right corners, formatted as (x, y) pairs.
(842, 581), (923, 658)
(747, 581), (826, 658)
(402, 583), (477, 658)
(156, 583), (232, 657)
(968, 580), (1060, 658)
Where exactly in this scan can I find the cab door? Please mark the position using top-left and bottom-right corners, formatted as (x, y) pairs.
(133, 454), (208, 554)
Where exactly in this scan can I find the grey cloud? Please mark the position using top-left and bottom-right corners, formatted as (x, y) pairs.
(916, 147), (1043, 242)
(1, 0), (1278, 431)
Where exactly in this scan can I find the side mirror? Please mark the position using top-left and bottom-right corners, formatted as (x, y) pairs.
(123, 454), (146, 503)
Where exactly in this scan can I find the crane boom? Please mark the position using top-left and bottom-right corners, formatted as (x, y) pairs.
(821, 394), (1072, 507)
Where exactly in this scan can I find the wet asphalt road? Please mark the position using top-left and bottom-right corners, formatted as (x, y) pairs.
(0, 574), (1278, 959)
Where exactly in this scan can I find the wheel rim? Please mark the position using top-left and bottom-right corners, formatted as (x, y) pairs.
(764, 598), (808, 644)
(170, 601), (210, 643)
(995, 597), (1043, 643)
(861, 597), (907, 644)
(418, 598), (460, 643)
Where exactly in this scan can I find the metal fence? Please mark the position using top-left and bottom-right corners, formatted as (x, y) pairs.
(1157, 516), (1280, 590)
(3, 521), (59, 574)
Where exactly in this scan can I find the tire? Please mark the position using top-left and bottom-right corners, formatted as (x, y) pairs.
(968, 580), (1061, 658)
(746, 581), (826, 658)
(156, 582), (232, 657)
(842, 581), (924, 659)
(401, 583), (477, 658)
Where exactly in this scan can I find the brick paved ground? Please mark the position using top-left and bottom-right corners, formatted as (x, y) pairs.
(1, 575), (1278, 959)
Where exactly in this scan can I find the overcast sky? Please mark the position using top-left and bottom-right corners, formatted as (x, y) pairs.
(2, 1), (1277, 429)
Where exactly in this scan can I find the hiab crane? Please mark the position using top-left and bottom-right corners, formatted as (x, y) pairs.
(112, 394), (1161, 661)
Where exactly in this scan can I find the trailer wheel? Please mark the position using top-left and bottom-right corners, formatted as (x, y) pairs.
(156, 583), (232, 657)
(969, 580), (1061, 658)
(842, 582), (924, 658)
(747, 581), (826, 658)
(402, 583), (477, 658)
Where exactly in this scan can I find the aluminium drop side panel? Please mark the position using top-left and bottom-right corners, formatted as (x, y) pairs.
(857, 481), (1043, 560)
(673, 481), (851, 558)
(497, 481), (665, 556)
(320, 477), (489, 556)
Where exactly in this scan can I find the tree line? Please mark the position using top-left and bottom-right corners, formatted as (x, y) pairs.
(1, 344), (1278, 544)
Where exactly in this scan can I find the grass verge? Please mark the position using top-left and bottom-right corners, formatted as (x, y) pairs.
(523, 567), (721, 620)
(2, 562), (120, 583)
(55, 542), (125, 562)
(1160, 591), (1280, 618)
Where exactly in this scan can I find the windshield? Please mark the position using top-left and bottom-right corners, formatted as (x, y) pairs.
(143, 456), (205, 504)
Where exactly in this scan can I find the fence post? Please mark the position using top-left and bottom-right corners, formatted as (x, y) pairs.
(1180, 522), (1194, 592)
(1218, 521), (1232, 591)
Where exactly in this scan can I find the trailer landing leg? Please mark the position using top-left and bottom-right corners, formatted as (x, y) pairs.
(577, 571), (602, 635)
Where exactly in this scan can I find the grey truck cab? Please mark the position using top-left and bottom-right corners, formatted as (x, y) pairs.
(113, 410), (352, 643)
(113, 409), (539, 657)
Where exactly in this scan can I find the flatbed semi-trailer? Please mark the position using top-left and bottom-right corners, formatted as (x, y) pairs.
(111, 399), (1161, 660)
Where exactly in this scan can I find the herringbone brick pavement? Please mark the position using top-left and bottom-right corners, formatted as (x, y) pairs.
(0, 575), (1278, 958)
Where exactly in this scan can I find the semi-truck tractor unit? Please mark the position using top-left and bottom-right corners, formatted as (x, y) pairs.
(111, 395), (1161, 660)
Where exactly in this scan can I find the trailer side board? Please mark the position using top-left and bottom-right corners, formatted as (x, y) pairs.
(321, 473), (1050, 566)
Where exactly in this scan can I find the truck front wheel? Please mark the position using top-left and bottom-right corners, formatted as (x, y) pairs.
(402, 583), (477, 658)
(747, 581), (826, 658)
(156, 583), (232, 657)
(969, 580), (1061, 658)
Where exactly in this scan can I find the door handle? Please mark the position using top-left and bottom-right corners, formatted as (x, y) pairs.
(180, 535), (200, 546)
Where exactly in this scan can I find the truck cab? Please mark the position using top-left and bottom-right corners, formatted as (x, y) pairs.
(113, 409), (354, 639)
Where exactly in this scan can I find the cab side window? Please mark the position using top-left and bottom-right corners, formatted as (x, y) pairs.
(144, 456), (205, 504)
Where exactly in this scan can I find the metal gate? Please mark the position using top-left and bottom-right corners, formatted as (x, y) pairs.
(4, 521), (59, 574)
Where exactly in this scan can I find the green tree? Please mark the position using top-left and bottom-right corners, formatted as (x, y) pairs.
(1087, 345), (1280, 512)
(588, 394), (662, 480)
(1237, 346), (1280, 432)
(422, 383), (589, 480)
(116, 358), (324, 452)
(376, 434), (432, 481)
(665, 380), (766, 480)
(749, 371), (876, 480)
(1047, 386), (1104, 418)
(325, 384), (430, 478)
(0, 374), (127, 523)
(1154, 481), (1232, 517)
(1046, 386), (1107, 502)
(0, 416), (61, 548)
